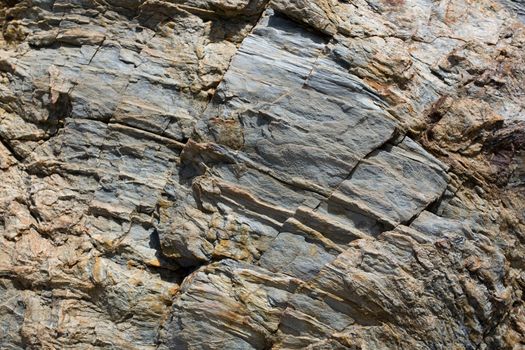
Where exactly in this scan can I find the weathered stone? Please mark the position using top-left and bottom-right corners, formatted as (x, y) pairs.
(0, 0), (524, 349)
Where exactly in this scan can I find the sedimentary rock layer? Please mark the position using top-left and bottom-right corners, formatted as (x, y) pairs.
(0, 0), (524, 349)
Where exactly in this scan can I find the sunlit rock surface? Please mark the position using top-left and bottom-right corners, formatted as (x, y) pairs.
(0, 0), (524, 349)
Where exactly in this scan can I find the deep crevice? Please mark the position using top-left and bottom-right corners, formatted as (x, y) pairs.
(0, 134), (23, 162)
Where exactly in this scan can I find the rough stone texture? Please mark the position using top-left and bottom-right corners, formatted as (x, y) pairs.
(0, 0), (524, 349)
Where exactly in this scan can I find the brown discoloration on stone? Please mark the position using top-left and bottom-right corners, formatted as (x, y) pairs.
(209, 117), (245, 150)
(1, 0), (525, 349)
(384, 0), (405, 6)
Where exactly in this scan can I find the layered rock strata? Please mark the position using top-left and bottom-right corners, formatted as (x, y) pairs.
(0, 0), (524, 349)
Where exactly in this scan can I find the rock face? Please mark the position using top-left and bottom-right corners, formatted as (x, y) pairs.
(0, 0), (524, 349)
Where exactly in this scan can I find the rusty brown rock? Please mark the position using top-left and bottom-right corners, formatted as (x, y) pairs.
(0, 0), (524, 349)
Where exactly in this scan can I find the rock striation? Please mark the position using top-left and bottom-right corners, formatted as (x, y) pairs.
(0, 0), (524, 349)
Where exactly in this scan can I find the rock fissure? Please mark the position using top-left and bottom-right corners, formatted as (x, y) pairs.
(1, 0), (524, 349)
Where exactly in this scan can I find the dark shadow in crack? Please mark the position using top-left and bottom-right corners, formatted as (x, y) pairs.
(266, 10), (331, 43)
(148, 229), (198, 284)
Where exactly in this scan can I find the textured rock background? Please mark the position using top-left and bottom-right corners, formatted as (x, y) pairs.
(0, 0), (524, 349)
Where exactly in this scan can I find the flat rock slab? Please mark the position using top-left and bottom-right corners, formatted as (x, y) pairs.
(169, 11), (450, 267)
(197, 11), (399, 193)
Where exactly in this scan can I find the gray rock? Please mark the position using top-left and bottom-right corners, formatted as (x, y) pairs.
(0, 0), (524, 349)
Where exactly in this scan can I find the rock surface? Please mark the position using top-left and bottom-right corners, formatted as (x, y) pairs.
(0, 0), (524, 349)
